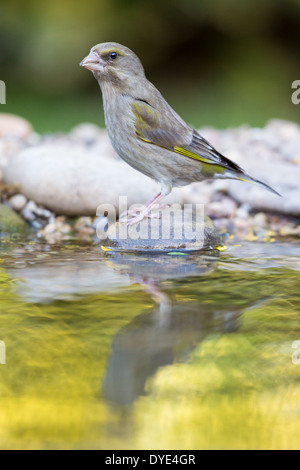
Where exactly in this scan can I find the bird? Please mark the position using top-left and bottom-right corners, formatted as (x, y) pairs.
(80, 42), (280, 224)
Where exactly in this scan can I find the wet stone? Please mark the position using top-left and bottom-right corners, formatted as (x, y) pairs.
(0, 203), (28, 235)
(100, 208), (222, 253)
(9, 194), (27, 212)
(0, 113), (33, 139)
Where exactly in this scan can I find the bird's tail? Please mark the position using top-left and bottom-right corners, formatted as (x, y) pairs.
(225, 171), (281, 197)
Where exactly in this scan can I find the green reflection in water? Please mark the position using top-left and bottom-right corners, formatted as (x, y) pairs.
(0, 244), (300, 449)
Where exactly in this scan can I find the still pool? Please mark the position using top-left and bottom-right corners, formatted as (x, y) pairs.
(0, 239), (300, 449)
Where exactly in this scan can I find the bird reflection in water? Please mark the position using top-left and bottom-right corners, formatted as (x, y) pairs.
(102, 251), (244, 407)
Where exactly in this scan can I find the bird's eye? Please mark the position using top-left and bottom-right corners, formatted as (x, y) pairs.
(109, 52), (118, 60)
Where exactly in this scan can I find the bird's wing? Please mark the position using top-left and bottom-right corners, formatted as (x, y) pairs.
(132, 100), (242, 173)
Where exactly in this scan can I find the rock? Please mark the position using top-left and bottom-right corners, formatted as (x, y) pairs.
(252, 212), (268, 227)
(9, 194), (27, 212)
(21, 200), (55, 229)
(0, 115), (37, 169)
(206, 197), (237, 219)
(227, 160), (300, 217)
(198, 119), (300, 217)
(69, 123), (104, 145)
(4, 145), (183, 216)
(278, 224), (300, 237)
(69, 124), (118, 158)
(180, 181), (214, 205)
(3, 119), (299, 223)
(74, 216), (95, 238)
(0, 114), (33, 139)
(235, 204), (251, 220)
(38, 216), (72, 243)
(265, 119), (300, 141)
(0, 138), (26, 169)
(100, 208), (222, 252)
(0, 203), (28, 234)
(281, 138), (300, 162)
(91, 135), (119, 160)
(74, 216), (93, 231)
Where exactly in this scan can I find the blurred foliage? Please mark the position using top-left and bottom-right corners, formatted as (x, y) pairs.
(1, 0), (300, 131)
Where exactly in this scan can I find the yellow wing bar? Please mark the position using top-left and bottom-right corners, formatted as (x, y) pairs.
(173, 146), (214, 164)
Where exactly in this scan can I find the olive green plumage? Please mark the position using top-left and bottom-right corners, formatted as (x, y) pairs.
(80, 42), (280, 211)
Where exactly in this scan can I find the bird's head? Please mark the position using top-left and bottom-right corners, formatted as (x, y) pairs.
(80, 42), (145, 84)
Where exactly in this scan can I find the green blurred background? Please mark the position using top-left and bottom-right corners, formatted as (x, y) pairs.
(1, 0), (300, 133)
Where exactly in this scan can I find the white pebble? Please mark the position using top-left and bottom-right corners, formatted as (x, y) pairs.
(9, 194), (27, 212)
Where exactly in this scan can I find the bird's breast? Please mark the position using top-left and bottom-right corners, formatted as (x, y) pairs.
(102, 93), (143, 163)
(101, 90), (204, 186)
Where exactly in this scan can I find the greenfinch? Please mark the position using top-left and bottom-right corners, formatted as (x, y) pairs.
(80, 42), (279, 224)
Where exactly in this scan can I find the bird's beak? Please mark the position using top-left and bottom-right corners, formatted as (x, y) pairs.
(80, 51), (105, 72)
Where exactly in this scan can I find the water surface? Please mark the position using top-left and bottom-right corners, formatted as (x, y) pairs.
(0, 238), (300, 449)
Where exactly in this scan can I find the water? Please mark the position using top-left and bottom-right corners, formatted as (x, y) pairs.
(0, 238), (300, 449)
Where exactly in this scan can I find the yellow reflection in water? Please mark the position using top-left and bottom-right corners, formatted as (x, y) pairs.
(0, 265), (300, 449)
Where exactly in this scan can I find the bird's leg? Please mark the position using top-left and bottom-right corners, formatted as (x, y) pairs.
(119, 203), (154, 222)
(119, 191), (163, 225)
(121, 182), (172, 226)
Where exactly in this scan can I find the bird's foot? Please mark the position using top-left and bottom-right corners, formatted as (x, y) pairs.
(119, 204), (168, 226)
(125, 212), (149, 226)
(119, 205), (146, 224)
(119, 210), (160, 226)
